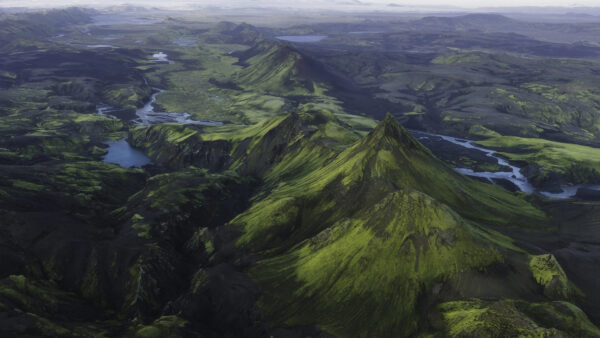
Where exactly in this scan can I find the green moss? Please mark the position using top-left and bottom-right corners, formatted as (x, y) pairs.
(11, 179), (46, 191)
(130, 214), (152, 239)
(134, 315), (187, 338)
(236, 44), (327, 97)
(438, 299), (600, 337)
(234, 117), (549, 337)
(468, 125), (501, 138)
(251, 190), (501, 337)
(102, 84), (151, 110)
(432, 53), (485, 65)
(529, 254), (583, 301)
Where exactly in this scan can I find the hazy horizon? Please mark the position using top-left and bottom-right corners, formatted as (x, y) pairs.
(1, 0), (600, 11)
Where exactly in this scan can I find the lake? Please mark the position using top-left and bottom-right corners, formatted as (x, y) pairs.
(276, 35), (328, 43)
(103, 139), (152, 168)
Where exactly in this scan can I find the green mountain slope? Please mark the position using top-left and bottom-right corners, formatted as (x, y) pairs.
(226, 115), (593, 337)
(250, 189), (499, 336)
(236, 43), (332, 96)
(234, 115), (546, 253)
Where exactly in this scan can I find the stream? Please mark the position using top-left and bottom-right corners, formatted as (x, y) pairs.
(133, 89), (224, 126)
(412, 131), (600, 199)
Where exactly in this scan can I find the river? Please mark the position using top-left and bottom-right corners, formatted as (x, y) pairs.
(133, 89), (224, 126)
(412, 130), (600, 199)
(100, 53), (223, 167)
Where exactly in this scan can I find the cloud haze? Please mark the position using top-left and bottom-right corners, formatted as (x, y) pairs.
(1, 0), (599, 9)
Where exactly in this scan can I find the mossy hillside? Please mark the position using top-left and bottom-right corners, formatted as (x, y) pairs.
(132, 315), (187, 338)
(236, 43), (331, 97)
(237, 111), (362, 178)
(250, 190), (502, 337)
(0, 275), (113, 337)
(0, 8), (93, 47)
(229, 116), (549, 336)
(529, 254), (583, 301)
(234, 116), (546, 254)
(0, 161), (145, 216)
(437, 299), (600, 337)
(101, 83), (153, 111)
(129, 111), (362, 177)
(119, 168), (254, 242)
(46, 168), (256, 320)
(0, 109), (124, 161)
(129, 124), (233, 170)
(128, 114), (299, 170)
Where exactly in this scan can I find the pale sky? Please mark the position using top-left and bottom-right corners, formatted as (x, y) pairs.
(0, 0), (598, 9)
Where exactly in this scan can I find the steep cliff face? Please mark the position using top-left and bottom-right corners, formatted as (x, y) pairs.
(129, 125), (233, 171)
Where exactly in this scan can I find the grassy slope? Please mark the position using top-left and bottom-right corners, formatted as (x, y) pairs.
(250, 190), (500, 336)
(226, 115), (569, 336)
(236, 43), (328, 96)
(235, 115), (545, 251)
(438, 299), (600, 337)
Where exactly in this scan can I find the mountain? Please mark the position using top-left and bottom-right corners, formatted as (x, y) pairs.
(235, 42), (335, 96)
(0, 7), (94, 47)
(415, 14), (517, 32)
(229, 114), (592, 336)
(0, 107), (597, 336)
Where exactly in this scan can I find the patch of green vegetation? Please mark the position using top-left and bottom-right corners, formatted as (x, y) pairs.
(102, 84), (152, 110)
(438, 299), (600, 337)
(11, 179), (46, 191)
(251, 191), (501, 337)
(131, 214), (152, 239)
(236, 44), (328, 96)
(468, 124), (501, 138)
(134, 315), (187, 338)
(432, 52), (486, 65)
(529, 254), (583, 301)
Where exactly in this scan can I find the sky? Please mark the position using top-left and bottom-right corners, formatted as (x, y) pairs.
(0, 0), (598, 9)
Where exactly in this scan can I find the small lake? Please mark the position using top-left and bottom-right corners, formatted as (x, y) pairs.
(276, 35), (328, 43)
(103, 139), (152, 168)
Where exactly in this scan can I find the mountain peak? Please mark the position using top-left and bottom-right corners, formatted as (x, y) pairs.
(367, 114), (425, 151)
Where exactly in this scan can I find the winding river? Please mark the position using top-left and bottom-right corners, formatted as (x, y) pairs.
(413, 131), (600, 199)
(134, 89), (224, 126)
(99, 53), (223, 167)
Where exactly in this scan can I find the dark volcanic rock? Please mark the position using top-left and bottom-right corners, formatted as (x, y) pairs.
(576, 188), (600, 201)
